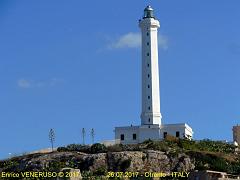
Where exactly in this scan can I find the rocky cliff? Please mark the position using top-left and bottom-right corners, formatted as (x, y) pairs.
(0, 150), (194, 179)
(1, 139), (239, 179)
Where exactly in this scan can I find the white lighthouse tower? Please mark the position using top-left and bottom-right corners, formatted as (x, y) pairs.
(139, 6), (162, 127)
(114, 6), (193, 144)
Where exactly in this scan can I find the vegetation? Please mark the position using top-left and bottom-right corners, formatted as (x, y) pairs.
(57, 138), (236, 156)
(119, 159), (131, 172)
(90, 143), (107, 153)
(0, 160), (20, 171)
(1, 138), (240, 175)
(55, 138), (240, 174)
(57, 143), (108, 154)
(179, 139), (235, 153)
(93, 166), (107, 176)
(57, 144), (91, 153)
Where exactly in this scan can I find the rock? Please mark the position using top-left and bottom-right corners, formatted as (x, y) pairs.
(82, 153), (107, 172)
(58, 168), (82, 180)
(173, 154), (195, 171)
(144, 150), (170, 173)
(107, 151), (144, 171)
(0, 150), (195, 175)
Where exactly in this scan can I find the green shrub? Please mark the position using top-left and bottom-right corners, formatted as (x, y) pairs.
(47, 161), (66, 172)
(165, 135), (179, 143)
(81, 171), (93, 179)
(197, 140), (235, 153)
(1, 160), (20, 171)
(66, 144), (82, 151)
(229, 161), (240, 174)
(143, 141), (169, 151)
(57, 147), (68, 152)
(90, 143), (107, 154)
(93, 166), (107, 176)
(107, 144), (124, 152)
(178, 139), (235, 154)
(122, 144), (140, 151)
(178, 139), (197, 150)
(142, 139), (154, 144)
(211, 157), (228, 172)
(120, 159), (131, 172)
(65, 144), (91, 153)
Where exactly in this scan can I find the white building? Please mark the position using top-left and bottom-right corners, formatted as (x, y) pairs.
(115, 6), (193, 144)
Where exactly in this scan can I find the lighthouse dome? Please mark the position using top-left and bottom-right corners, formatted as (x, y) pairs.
(143, 5), (155, 19)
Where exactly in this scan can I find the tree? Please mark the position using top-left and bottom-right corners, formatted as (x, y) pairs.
(91, 128), (95, 144)
(82, 128), (86, 145)
(49, 128), (55, 152)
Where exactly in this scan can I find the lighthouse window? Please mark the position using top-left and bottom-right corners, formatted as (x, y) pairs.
(147, 53), (149, 56)
(120, 134), (124, 141)
(148, 106), (150, 110)
(148, 85), (150, 88)
(176, 131), (180, 138)
(163, 132), (167, 138)
(148, 96), (150, 99)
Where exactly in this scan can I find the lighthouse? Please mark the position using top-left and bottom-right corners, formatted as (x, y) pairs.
(139, 6), (162, 127)
(114, 6), (193, 144)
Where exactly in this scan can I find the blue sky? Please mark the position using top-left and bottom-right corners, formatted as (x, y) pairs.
(1, 0), (240, 159)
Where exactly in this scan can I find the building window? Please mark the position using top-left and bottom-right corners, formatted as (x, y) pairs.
(148, 118), (150, 122)
(148, 74), (150, 78)
(147, 32), (149, 36)
(176, 131), (180, 138)
(148, 106), (150, 110)
(148, 85), (150, 88)
(163, 132), (167, 138)
(147, 53), (149, 56)
(148, 96), (150, 99)
(133, 134), (137, 140)
(120, 134), (124, 141)
(147, 63), (149, 67)
(148, 125), (150, 128)
(147, 42), (149, 46)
